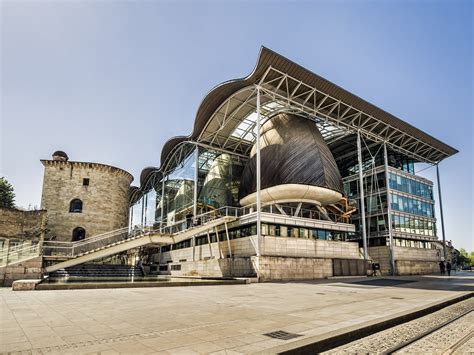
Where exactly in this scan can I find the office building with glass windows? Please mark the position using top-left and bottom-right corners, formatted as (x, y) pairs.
(127, 47), (457, 279)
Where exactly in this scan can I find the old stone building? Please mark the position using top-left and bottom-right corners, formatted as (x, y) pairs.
(40, 151), (133, 242)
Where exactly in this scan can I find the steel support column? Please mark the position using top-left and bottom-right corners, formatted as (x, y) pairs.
(384, 143), (396, 275)
(225, 222), (232, 258)
(357, 131), (368, 260)
(436, 164), (447, 261)
(206, 230), (213, 258)
(160, 176), (165, 231)
(256, 86), (261, 259)
(193, 145), (199, 217)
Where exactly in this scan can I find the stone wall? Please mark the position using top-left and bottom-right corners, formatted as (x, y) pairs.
(394, 246), (440, 275)
(369, 245), (441, 275)
(258, 256), (333, 281)
(0, 256), (43, 287)
(368, 246), (393, 275)
(158, 235), (363, 280)
(160, 257), (257, 278)
(261, 237), (361, 259)
(0, 208), (46, 272)
(0, 208), (47, 240)
(41, 160), (133, 241)
(395, 260), (439, 275)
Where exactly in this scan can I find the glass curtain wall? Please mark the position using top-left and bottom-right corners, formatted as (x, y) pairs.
(129, 143), (248, 228)
(196, 147), (246, 215)
(162, 144), (196, 225)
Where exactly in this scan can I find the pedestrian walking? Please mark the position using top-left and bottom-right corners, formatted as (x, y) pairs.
(446, 261), (452, 276)
(439, 260), (445, 275)
(371, 262), (377, 277)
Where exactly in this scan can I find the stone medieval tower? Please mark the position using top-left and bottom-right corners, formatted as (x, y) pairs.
(40, 151), (133, 242)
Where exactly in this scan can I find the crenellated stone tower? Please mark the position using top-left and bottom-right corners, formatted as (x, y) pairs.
(40, 151), (133, 242)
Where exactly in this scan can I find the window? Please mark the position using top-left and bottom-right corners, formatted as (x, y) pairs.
(72, 227), (86, 241)
(83, 178), (90, 186)
(69, 199), (83, 213)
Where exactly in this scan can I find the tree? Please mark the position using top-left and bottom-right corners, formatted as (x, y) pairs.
(0, 177), (15, 208)
(458, 248), (470, 266)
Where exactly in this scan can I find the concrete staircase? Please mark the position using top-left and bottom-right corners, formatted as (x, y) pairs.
(45, 215), (237, 273)
(49, 264), (144, 278)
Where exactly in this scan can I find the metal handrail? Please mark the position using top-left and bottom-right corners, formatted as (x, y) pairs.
(42, 206), (242, 258)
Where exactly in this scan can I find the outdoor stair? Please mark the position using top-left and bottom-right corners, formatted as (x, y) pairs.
(45, 215), (237, 273)
(50, 264), (144, 278)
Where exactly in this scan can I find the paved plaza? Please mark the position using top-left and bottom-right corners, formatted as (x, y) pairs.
(1, 273), (473, 354)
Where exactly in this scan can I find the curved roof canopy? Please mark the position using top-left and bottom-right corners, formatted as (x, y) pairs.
(136, 46), (458, 199)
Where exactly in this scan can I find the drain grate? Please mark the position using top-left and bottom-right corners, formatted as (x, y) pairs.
(391, 297), (404, 299)
(263, 330), (303, 341)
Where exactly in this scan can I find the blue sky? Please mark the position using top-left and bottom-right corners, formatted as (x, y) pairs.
(1, 0), (472, 250)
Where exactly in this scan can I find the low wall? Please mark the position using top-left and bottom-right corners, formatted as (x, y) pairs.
(396, 260), (439, 275)
(0, 257), (43, 287)
(162, 257), (256, 278)
(258, 256), (333, 281)
(369, 245), (441, 276)
(368, 246), (393, 275)
(261, 237), (361, 259)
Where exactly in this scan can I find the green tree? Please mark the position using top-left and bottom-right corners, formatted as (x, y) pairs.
(458, 248), (470, 266)
(470, 251), (474, 266)
(0, 177), (15, 208)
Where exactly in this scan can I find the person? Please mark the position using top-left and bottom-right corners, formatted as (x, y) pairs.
(185, 212), (194, 229)
(446, 261), (452, 276)
(371, 262), (377, 277)
(136, 258), (145, 276)
(439, 260), (445, 275)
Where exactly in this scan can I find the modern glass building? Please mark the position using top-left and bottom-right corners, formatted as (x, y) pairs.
(127, 47), (457, 279)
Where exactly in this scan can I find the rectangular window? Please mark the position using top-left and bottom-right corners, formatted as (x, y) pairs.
(317, 230), (327, 240)
(83, 178), (90, 186)
(269, 225), (276, 236)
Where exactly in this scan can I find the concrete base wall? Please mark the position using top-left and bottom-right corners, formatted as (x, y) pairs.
(369, 246), (441, 276)
(258, 256), (333, 281)
(158, 236), (364, 281)
(162, 257), (257, 278)
(0, 257), (43, 287)
(368, 246), (393, 275)
(396, 260), (439, 275)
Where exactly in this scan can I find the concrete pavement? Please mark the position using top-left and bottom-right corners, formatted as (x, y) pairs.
(1, 272), (473, 354)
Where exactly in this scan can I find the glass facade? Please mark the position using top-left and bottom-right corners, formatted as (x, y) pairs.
(342, 154), (437, 243)
(392, 213), (435, 236)
(130, 143), (247, 227)
(161, 222), (356, 252)
(162, 149), (196, 225)
(390, 193), (434, 218)
(389, 172), (433, 199)
(196, 147), (245, 215)
(338, 145), (414, 178)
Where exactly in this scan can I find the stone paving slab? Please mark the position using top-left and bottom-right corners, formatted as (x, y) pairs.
(0, 272), (473, 354)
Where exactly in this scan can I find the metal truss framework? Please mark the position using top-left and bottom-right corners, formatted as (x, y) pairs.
(197, 66), (449, 164)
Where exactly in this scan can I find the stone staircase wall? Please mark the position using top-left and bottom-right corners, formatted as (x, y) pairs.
(0, 256), (43, 287)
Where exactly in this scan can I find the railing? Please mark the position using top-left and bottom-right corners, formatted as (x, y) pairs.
(42, 207), (242, 259)
(39, 204), (347, 261)
(242, 203), (341, 222)
(43, 227), (131, 258)
(157, 206), (242, 235)
(0, 244), (41, 267)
